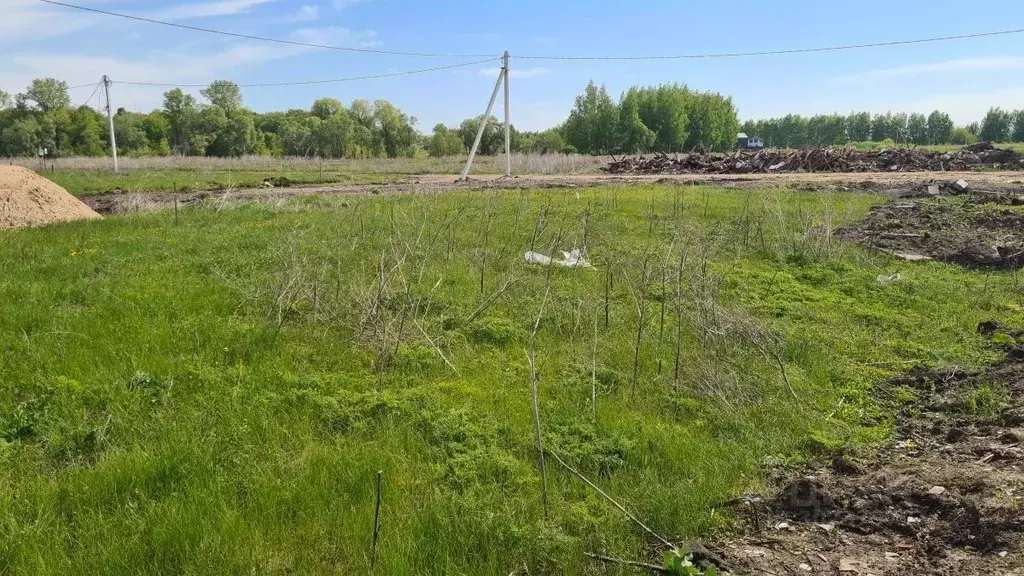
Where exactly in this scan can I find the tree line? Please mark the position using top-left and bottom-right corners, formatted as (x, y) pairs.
(0, 77), (741, 159)
(742, 108), (1024, 148)
(5, 77), (1023, 159)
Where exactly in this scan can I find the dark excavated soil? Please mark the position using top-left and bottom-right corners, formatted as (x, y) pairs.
(839, 197), (1024, 268)
(712, 323), (1024, 575)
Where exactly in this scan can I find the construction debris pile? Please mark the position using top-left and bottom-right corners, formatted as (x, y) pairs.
(604, 142), (1024, 175)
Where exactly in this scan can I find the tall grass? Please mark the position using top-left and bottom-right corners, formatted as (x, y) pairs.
(6, 152), (606, 175)
(0, 185), (1014, 574)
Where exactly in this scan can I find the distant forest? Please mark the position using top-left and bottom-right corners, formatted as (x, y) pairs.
(0, 78), (1020, 158)
(742, 108), (1024, 148)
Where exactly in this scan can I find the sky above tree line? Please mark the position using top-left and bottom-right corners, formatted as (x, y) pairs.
(4, 0), (1024, 131)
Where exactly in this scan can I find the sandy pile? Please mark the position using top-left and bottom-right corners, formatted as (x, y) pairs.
(0, 166), (101, 230)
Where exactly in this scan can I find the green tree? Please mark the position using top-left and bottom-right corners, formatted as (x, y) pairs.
(0, 91), (12, 110)
(0, 117), (41, 156)
(67, 105), (104, 156)
(950, 126), (978, 145)
(163, 89), (200, 154)
(636, 84), (691, 152)
(426, 123), (466, 157)
(846, 112), (872, 141)
(562, 81), (619, 154)
(113, 111), (150, 153)
(200, 80), (243, 112)
(313, 110), (353, 157)
(458, 116), (503, 156)
(1011, 110), (1024, 143)
(617, 88), (656, 153)
(17, 78), (70, 112)
(926, 111), (953, 144)
(686, 91), (739, 151)
(980, 107), (1012, 142)
(311, 98), (344, 120)
(373, 100), (416, 158)
(871, 113), (891, 142)
(141, 112), (171, 152)
(807, 114), (846, 145)
(907, 113), (928, 145)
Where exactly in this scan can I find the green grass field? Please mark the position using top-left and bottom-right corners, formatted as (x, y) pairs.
(1, 185), (1019, 574)
(40, 168), (400, 196)
(15, 153), (606, 196)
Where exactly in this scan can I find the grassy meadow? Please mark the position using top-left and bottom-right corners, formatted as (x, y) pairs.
(8, 153), (606, 196)
(1, 185), (1020, 574)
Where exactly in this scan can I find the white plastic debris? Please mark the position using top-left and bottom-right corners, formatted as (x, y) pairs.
(523, 248), (595, 269)
(876, 272), (902, 284)
(524, 251), (553, 265)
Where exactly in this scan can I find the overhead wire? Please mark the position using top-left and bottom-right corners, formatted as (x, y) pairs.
(78, 81), (102, 108)
(68, 81), (102, 90)
(111, 57), (500, 88)
(36, 0), (1024, 63)
(37, 0), (498, 59)
(515, 28), (1024, 60)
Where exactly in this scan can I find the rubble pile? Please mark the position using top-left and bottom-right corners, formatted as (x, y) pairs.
(604, 142), (1024, 175)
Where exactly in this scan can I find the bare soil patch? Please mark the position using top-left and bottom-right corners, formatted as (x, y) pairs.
(838, 197), (1024, 268)
(0, 166), (101, 229)
(712, 324), (1024, 575)
(80, 172), (1024, 215)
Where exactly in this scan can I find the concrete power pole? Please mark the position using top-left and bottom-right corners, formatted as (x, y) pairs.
(503, 51), (511, 178)
(102, 75), (119, 174)
(459, 53), (511, 181)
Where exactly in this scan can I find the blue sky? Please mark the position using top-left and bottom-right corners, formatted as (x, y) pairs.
(4, 0), (1024, 131)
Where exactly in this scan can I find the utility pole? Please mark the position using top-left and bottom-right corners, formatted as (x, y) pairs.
(503, 51), (511, 178)
(459, 54), (509, 181)
(102, 75), (119, 174)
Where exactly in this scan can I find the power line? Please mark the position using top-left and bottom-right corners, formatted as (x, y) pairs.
(112, 58), (500, 88)
(516, 27), (1024, 60)
(78, 81), (102, 108)
(68, 81), (101, 90)
(38, 0), (497, 59)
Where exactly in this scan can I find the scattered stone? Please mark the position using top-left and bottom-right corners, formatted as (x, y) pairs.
(927, 184), (941, 196)
(998, 551), (1009, 558)
(773, 478), (836, 520)
(927, 486), (947, 496)
(978, 320), (1006, 335)
(946, 427), (968, 443)
(832, 451), (861, 475)
(839, 558), (863, 572)
(954, 179), (970, 192)
(799, 563), (812, 571)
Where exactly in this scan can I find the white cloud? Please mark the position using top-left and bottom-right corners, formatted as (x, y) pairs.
(292, 26), (378, 46)
(0, 24), (385, 112)
(907, 86), (1024, 125)
(153, 0), (282, 20)
(478, 67), (552, 79)
(332, 0), (373, 9)
(0, 0), (98, 41)
(834, 56), (1024, 82)
(286, 4), (320, 22)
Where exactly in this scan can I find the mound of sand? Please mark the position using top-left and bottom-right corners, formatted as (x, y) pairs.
(0, 166), (101, 230)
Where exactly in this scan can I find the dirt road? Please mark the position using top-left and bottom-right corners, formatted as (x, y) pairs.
(80, 171), (1024, 214)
